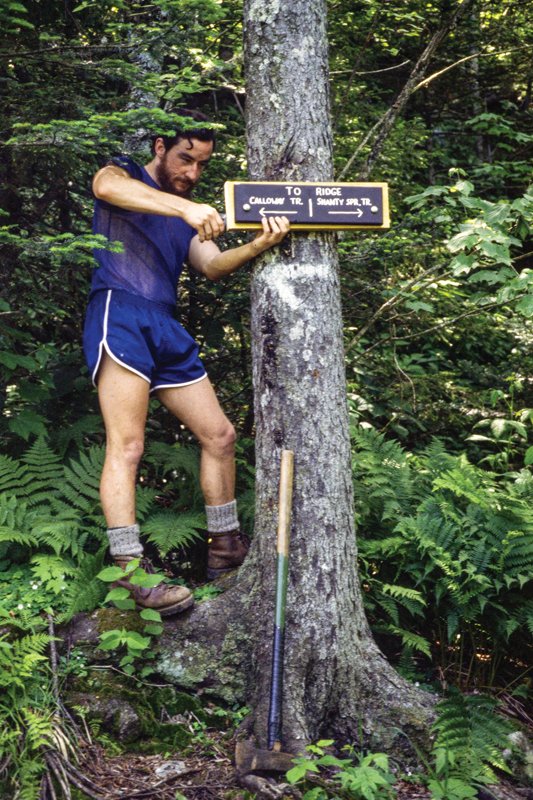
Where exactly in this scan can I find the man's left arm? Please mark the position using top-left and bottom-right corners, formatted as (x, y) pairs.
(189, 215), (290, 281)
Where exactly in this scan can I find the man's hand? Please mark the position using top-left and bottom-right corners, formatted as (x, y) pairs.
(92, 165), (225, 240)
(189, 214), (291, 281)
(250, 215), (291, 255)
(180, 200), (225, 242)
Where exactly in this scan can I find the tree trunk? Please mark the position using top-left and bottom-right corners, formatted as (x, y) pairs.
(241, 0), (434, 755)
(156, 0), (434, 762)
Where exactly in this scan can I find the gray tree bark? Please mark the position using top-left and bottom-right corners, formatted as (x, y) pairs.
(156, 0), (435, 762)
(240, 0), (434, 754)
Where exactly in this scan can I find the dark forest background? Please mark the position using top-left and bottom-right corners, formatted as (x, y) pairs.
(0, 1), (532, 796)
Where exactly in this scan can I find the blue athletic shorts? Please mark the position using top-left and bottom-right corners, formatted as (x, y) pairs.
(83, 289), (207, 391)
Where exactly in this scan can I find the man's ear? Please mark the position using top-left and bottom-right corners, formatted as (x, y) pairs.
(153, 137), (166, 158)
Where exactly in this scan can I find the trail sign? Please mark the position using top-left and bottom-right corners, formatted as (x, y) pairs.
(224, 181), (389, 231)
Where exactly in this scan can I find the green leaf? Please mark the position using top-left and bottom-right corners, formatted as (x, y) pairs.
(128, 571), (163, 588)
(515, 294), (533, 316)
(98, 632), (122, 650)
(97, 565), (126, 582)
(104, 587), (131, 602)
(8, 409), (48, 441)
(123, 631), (151, 649)
(139, 608), (162, 622)
(286, 760), (319, 784)
(112, 598), (136, 610)
(143, 623), (164, 636)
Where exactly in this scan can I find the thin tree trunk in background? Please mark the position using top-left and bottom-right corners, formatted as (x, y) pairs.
(338, 0), (475, 181)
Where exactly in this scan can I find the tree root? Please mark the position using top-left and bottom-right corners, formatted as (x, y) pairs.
(239, 774), (303, 799)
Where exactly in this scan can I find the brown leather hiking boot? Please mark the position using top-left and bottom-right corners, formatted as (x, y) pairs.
(113, 556), (194, 617)
(207, 530), (250, 580)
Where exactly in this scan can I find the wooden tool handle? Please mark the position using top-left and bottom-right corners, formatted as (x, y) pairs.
(268, 449), (294, 751)
(277, 449), (294, 557)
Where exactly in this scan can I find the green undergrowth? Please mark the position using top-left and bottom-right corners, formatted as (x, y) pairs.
(285, 691), (519, 800)
(0, 427), (531, 797)
(352, 426), (533, 693)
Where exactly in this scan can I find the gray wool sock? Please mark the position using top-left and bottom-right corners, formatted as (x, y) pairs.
(205, 500), (239, 534)
(107, 523), (144, 557)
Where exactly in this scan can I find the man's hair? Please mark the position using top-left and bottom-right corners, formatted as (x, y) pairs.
(150, 109), (216, 155)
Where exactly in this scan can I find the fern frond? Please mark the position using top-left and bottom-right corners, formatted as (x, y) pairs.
(433, 690), (514, 783)
(374, 595), (400, 625)
(144, 440), (200, 481)
(30, 554), (76, 593)
(29, 504), (87, 556)
(502, 531), (533, 579)
(21, 437), (63, 505)
(22, 707), (55, 751)
(54, 413), (103, 455)
(420, 438), (458, 477)
(0, 453), (31, 497)
(381, 583), (426, 606)
(0, 526), (38, 547)
(358, 536), (406, 558)
(433, 458), (496, 510)
(59, 549), (108, 622)
(12, 757), (43, 800)
(351, 425), (414, 527)
(61, 446), (104, 513)
(143, 510), (204, 557)
(0, 632), (50, 688)
(135, 484), (157, 522)
(0, 495), (38, 552)
(376, 624), (432, 657)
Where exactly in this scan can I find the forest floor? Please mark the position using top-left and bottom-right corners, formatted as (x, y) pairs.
(75, 733), (435, 799)
(75, 735), (533, 799)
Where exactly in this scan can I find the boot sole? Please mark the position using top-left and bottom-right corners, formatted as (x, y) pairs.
(137, 594), (194, 617)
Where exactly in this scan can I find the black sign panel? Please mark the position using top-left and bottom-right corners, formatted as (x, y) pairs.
(224, 181), (389, 231)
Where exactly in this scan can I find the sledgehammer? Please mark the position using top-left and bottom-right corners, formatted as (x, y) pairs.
(235, 449), (295, 775)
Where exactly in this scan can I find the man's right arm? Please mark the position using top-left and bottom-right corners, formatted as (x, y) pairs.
(92, 165), (225, 242)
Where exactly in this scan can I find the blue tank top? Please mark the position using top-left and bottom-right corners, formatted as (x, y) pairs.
(90, 155), (196, 307)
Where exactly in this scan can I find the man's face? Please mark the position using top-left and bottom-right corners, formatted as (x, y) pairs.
(154, 137), (213, 197)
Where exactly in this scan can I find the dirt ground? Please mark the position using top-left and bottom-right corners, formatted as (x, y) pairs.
(73, 735), (450, 800)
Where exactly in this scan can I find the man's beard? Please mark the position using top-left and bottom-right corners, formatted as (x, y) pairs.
(154, 157), (194, 198)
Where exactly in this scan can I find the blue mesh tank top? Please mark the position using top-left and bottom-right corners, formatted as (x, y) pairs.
(90, 155), (196, 306)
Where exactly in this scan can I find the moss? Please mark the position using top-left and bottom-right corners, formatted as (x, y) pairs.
(96, 607), (144, 634)
(150, 686), (203, 717)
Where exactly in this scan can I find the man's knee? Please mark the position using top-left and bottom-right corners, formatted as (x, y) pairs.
(202, 419), (236, 458)
(107, 435), (145, 468)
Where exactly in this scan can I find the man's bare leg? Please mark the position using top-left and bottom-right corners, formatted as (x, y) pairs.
(96, 352), (193, 613)
(156, 377), (236, 506)
(97, 352), (150, 527)
(157, 378), (249, 578)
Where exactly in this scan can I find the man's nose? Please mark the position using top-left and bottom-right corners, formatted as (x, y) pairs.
(185, 162), (200, 181)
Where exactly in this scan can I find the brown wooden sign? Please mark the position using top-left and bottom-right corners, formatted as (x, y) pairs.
(224, 181), (390, 231)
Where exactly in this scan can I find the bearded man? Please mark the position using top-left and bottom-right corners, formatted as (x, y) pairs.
(84, 119), (290, 616)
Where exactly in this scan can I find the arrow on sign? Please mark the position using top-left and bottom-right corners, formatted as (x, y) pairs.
(329, 209), (364, 217)
(259, 208), (298, 216)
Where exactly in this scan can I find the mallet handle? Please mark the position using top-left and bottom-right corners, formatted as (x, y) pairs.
(267, 449), (294, 751)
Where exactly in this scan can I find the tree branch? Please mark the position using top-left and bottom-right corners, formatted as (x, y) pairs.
(412, 45), (533, 93)
(331, 60), (411, 76)
(353, 299), (507, 359)
(337, 0), (476, 181)
(345, 261), (448, 352)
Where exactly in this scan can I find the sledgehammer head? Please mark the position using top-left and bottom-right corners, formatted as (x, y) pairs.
(235, 739), (295, 776)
